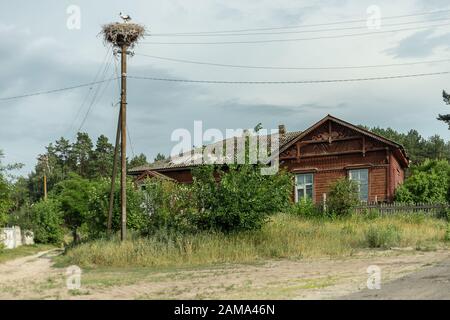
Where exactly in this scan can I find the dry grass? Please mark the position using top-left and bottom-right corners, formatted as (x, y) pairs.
(58, 213), (448, 269)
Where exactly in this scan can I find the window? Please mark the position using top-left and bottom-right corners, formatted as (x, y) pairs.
(295, 173), (314, 202)
(348, 169), (369, 202)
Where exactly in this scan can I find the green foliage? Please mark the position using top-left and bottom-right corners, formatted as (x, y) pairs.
(53, 174), (91, 235)
(0, 174), (11, 227)
(191, 165), (292, 232)
(327, 178), (360, 216)
(129, 153), (148, 168)
(30, 199), (64, 244)
(140, 179), (196, 234)
(362, 125), (450, 164)
(85, 178), (148, 238)
(395, 159), (450, 203)
(289, 197), (321, 218)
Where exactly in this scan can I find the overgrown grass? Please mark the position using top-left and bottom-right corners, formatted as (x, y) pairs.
(0, 244), (56, 264)
(58, 213), (449, 269)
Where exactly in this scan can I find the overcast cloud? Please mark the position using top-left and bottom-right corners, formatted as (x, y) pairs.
(2, 0), (450, 175)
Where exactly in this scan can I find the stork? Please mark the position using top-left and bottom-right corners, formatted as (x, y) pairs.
(119, 12), (131, 23)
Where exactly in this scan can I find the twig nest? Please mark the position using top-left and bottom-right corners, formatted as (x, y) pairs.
(101, 22), (145, 48)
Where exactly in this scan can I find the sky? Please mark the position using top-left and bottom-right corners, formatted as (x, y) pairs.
(2, 0), (450, 176)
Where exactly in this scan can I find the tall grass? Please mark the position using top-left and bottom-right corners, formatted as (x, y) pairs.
(59, 213), (448, 269)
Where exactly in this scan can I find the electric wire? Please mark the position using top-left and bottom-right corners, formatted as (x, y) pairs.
(147, 8), (450, 35)
(148, 16), (450, 37)
(141, 21), (450, 45)
(128, 70), (450, 84)
(134, 53), (450, 71)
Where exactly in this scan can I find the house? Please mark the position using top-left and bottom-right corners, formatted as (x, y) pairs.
(129, 115), (409, 203)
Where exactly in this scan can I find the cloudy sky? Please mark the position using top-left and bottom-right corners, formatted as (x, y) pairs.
(2, 0), (450, 175)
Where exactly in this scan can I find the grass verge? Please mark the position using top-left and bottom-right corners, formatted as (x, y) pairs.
(57, 213), (449, 269)
(0, 244), (56, 264)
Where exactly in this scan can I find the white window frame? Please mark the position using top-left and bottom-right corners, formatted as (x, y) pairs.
(348, 168), (369, 202)
(295, 173), (314, 202)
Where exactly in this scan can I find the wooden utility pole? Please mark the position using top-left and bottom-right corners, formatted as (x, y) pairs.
(120, 44), (128, 241)
(107, 109), (121, 234)
(102, 15), (144, 241)
(43, 174), (47, 201)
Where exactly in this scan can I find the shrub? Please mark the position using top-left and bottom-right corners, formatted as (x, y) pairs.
(140, 179), (196, 234)
(30, 199), (64, 245)
(191, 165), (292, 232)
(0, 174), (12, 227)
(53, 174), (92, 243)
(364, 225), (401, 248)
(395, 159), (450, 203)
(289, 197), (321, 217)
(85, 178), (148, 239)
(327, 178), (360, 216)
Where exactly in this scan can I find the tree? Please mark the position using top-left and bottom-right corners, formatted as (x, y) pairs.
(91, 135), (114, 177)
(70, 132), (93, 178)
(153, 153), (166, 162)
(53, 174), (92, 243)
(30, 199), (64, 244)
(129, 153), (148, 168)
(54, 137), (71, 178)
(438, 90), (450, 129)
(0, 149), (23, 226)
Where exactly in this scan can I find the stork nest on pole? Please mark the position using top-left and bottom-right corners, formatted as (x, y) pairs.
(101, 22), (145, 48)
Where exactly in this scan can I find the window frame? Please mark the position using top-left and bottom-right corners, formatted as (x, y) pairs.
(295, 173), (314, 203)
(348, 168), (369, 202)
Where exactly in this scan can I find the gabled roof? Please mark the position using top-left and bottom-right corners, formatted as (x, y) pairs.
(129, 114), (409, 174)
(277, 114), (409, 163)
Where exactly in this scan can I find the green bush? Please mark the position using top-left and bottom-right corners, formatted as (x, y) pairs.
(71, 177), (148, 239)
(327, 178), (360, 216)
(0, 173), (12, 227)
(290, 197), (321, 217)
(363, 225), (401, 248)
(140, 179), (196, 234)
(30, 199), (64, 245)
(395, 159), (450, 203)
(191, 165), (292, 232)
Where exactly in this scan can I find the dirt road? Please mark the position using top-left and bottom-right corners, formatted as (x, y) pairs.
(342, 256), (450, 299)
(0, 249), (448, 299)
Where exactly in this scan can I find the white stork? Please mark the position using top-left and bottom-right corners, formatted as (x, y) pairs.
(119, 12), (132, 23)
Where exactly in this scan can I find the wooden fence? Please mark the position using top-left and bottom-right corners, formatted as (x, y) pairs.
(354, 202), (450, 216)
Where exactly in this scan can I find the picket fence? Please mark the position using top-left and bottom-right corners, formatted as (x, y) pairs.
(354, 202), (450, 216)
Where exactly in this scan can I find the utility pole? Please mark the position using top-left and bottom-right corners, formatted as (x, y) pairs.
(102, 14), (144, 241)
(38, 155), (49, 201)
(120, 44), (128, 241)
(107, 109), (121, 234)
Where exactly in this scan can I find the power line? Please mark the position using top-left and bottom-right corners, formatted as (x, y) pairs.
(141, 21), (450, 45)
(148, 16), (450, 37)
(0, 77), (117, 102)
(65, 47), (112, 137)
(147, 8), (450, 35)
(135, 53), (450, 71)
(129, 70), (450, 84)
(77, 59), (114, 132)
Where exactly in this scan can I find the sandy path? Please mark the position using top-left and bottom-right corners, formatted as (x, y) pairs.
(0, 249), (448, 299)
(71, 249), (450, 300)
(0, 250), (65, 299)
